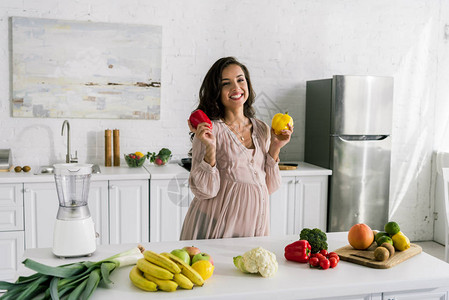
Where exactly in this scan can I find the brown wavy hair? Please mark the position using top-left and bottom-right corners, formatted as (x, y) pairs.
(195, 57), (256, 120)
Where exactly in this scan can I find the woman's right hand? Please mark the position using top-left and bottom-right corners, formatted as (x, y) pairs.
(188, 120), (216, 148)
(188, 120), (217, 166)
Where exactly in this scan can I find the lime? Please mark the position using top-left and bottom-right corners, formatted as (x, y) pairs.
(375, 231), (389, 243)
(377, 235), (393, 246)
(384, 221), (400, 235)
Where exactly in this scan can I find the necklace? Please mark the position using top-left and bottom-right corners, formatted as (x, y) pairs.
(231, 126), (245, 141)
(224, 121), (245, 141)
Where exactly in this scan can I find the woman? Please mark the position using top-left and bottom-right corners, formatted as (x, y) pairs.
(180, 57), (293, 240)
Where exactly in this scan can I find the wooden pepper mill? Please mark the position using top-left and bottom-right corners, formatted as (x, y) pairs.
(105, 129), (112, 167)
(113, 129), (120, 166)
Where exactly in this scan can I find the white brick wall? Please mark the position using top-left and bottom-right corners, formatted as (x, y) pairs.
(0, 0), (447, 241)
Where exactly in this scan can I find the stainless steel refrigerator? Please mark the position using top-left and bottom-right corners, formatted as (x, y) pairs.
(305, 75), (393, 232)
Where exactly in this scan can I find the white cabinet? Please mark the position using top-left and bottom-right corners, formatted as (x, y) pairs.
(0, 231), (24, 281)
(0, 183), (25, 281)
(150, 175), (191, 242)
(23, 180), (149, 248)
(1, 178), (148, 281)
(382, 288), (449, 300)
(23, 182), (59, 249)
(23, 181), (110, 249)
(270, 175), (328, 236)
(109, 180), (149, 244)
(88, 181), (109, 245)
(326, 294), (381, 300)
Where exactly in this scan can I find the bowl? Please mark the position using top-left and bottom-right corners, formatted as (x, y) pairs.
(124, 153), (146, 168)
(152, 155), (172, 166)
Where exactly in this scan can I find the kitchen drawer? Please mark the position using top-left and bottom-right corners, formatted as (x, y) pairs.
(0, 184), (24, 231)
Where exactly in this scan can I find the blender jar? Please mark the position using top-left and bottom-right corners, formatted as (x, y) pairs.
(54, 163), (93, 220)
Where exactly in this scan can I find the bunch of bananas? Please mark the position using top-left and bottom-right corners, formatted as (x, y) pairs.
(129, 250), (205, 292)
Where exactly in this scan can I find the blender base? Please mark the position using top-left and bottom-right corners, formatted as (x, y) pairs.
(53, 217), (97, 258)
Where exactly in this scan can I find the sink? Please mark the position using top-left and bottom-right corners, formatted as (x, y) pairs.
(35, 164), (101, 175)
(91, 164), (101, 174)
(35, 166), (55, 175)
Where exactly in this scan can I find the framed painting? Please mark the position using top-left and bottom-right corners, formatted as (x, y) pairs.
(11, 17), (162, 119)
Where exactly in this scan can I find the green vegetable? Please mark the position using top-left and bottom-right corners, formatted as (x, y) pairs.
(299, 228), (328, 253)
(146, 148), (172, 163)
(0, 246), (144, 300)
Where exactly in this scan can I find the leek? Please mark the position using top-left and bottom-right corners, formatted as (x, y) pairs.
(0, 245), (144, 300)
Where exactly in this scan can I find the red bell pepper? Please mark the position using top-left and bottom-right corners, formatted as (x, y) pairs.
(284, 240), (311, 263)
(189, 109), (212, 129)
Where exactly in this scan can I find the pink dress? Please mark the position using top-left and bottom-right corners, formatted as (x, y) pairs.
(180, 118), (281, 240)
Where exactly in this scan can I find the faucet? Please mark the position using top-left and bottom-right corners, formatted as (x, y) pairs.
(61, 120), (78, 163)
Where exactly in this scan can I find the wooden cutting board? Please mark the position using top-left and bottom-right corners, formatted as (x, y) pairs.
(0, 166), (13, 172)
(279, 164), (298, 170)
(334, 243), (422, 269)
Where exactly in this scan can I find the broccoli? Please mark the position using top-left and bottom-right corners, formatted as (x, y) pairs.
(146, 148), (172, 163)
(299, 228), (328, 253)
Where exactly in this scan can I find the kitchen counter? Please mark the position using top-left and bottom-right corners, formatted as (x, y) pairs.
(0, 165), (151, 183)
(0, 161), (331, 183)
(18, 232), (449, 300)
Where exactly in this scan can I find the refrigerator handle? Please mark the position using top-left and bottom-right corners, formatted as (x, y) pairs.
(335, 135), (389, 141)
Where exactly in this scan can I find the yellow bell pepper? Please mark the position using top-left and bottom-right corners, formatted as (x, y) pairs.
(271, 112), (293, 135)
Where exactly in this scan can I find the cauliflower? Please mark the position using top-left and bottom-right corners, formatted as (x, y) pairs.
(233, 247), (278, 278)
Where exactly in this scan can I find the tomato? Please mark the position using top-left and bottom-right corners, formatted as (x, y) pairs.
(328, 253), (340, 263)
(329, 257), (338, 268)
(309, 257), (320, 268)
(319, 249), (328, 256)
(319, 258), (330, 270)
(318, 254), (328, 262)
(315, 253), (324, 260)
(328, 252), (337, 257)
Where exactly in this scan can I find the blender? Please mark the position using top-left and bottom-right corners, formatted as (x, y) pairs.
(52, 163), (96, 257)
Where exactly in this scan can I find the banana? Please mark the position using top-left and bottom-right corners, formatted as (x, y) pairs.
(129, 266), (157, 292)
(161, 252), (204, 286)
(143, 250), (181, 274)
(173, 273), (194, 290)
(137, 258), (174, 280)
(143, 273), (178, 292)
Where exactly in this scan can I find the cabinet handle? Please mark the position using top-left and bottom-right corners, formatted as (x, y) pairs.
(295, 180), (299, 184)
(24, 188), (31, 192)
(110, 185), (117, 189)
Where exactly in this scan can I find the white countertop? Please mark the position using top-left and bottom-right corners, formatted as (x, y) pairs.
(18, 232), (449, 300)
(0, 161), (331, 183)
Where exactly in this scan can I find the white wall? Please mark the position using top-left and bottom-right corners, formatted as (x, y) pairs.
(0, 0), (447, 241)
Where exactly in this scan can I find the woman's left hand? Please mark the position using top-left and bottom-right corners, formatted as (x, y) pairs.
(268, 123), (293, 161)
(270, 123), (293, 149)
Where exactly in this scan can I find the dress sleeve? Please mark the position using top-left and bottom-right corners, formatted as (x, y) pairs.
(262, 122), (281, 195)
(188, 135), (221, 200)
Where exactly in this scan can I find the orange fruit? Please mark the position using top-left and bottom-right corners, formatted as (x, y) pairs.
(348, 223), (374, 250)
(191, 260), (214, 280)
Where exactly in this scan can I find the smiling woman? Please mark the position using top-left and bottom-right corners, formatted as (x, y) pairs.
(180, 57), (293, 240)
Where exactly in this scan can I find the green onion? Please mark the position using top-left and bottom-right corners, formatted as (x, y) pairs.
(0, 245), (144, 300)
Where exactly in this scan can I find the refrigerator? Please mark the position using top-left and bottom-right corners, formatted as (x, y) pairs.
(304, 75), (393, 232)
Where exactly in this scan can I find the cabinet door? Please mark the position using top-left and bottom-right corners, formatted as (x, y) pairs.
(269, 176), (296, 236)
(0, 231), (24, 281)
(295, 176), (328, 231)
(89, 181), (109, 245)
(150, 175), (191, 242)
(383, 288), (448, 300)
(0, 183), (24, 231)
(109, 180), (149, 244)
(24, 183), (58, 249)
